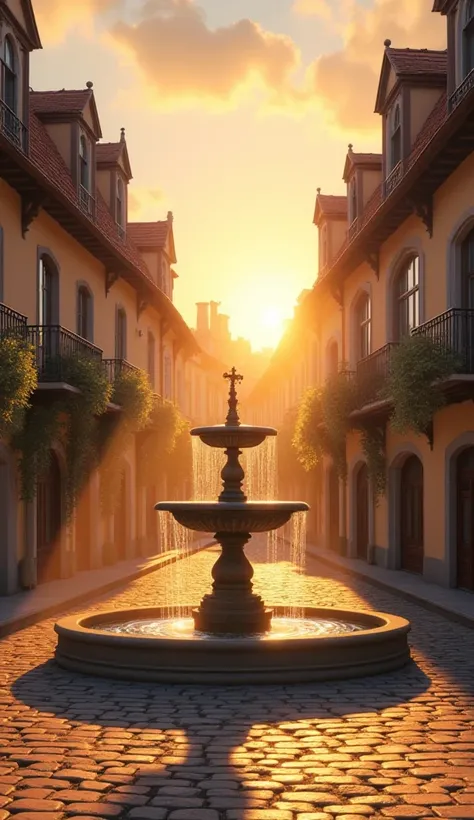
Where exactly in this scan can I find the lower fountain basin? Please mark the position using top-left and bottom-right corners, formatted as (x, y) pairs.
(154, 501), (309, 532)
(54, 606), (411, 684)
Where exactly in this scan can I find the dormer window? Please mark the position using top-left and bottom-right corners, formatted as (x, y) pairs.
(390, 104), (402, 169)
(116, 177), (125, 238)
(464, 0), (474, 76)
(79, 135), (89, 190)
(3, 38), (16, 114)
(321, 225), (328, 267)
(350, 179), (357, 223)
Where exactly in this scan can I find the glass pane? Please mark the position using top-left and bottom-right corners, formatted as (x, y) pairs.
(398, 298), (408, 338)
(397, 268), (408, 296)
(4, 40), (14, 70)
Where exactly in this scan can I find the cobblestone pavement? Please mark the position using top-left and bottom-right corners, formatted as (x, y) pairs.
(1, 538), (474, 820)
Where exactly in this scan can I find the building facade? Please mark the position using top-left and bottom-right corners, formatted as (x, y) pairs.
(0, 0), (226, 595)
(248, 0), (474, 593)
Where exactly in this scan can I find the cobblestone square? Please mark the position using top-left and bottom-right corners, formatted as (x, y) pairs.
(1, 541), (473, 819)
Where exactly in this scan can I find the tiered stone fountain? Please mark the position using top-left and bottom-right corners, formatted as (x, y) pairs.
(54, 369), (411, 684)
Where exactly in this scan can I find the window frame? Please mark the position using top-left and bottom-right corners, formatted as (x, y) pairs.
(355, 292), (371, 362)
(79, 134), (89, 191)
(3, 36), (17, 114)
(76, 283), (93, 342)
(115, 306), (127, 360)
(116, 176), (124, 228)
(390, 103), (402, 170)
(394, 255), (420, 340)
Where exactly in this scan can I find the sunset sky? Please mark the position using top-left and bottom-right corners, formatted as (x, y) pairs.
(31, 0), (445, 351)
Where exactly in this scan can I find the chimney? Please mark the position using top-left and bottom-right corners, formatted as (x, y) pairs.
(167, 211), (173, 224)
(120, 127), (126, 142)
(209, 300), (220, 336)
(196, 302), (209, 334)
(218, 314), (230, 340)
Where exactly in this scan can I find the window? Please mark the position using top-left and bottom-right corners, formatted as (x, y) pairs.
(350, 179), (357, 223)
(38, 255), (58, 325)
(461, 227), (474, 308)
(3, 37), (16, 114)
(116, 177), (124, 231)
(395, 256), (420, 339)
(115, 307), (127, 360)
(390, 104), (401, 169)
(355, 293), (371, 361)
(327, 340), (339, 376)
(147, 331), (155, 389)
(464, 0), (474, 76)
(79, 135), (89, 190)
(77, 285), (93, 341)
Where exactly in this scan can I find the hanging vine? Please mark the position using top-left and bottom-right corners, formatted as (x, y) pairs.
(360, 425), (386, 501)
(387, 334), (459, 437)
(0, 336), (37, 441)
(13, 402), (64, 502)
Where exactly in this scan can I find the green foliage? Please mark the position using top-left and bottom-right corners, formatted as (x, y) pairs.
(100, 368), (154, 512)
(162, 415), (193, 495)
(13, 403), (64, 502)
(293, 372), (357, 478)
(360, 426), (386, 501)
(138, 400), (186, 487)
(61, 356), (112, 518)
(387, 334), (459, 436)
(0, 336), (37, 440)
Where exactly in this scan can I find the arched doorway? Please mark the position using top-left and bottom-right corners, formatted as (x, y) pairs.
(400, 455), (424, 574)
(75, 485), (91, 572)
(356, 463), (369, 560)
(114, 469), (128, 561)
(456, 447), (474, 591)
(328, 465), (339, 552)
(36, 451), (62, 583)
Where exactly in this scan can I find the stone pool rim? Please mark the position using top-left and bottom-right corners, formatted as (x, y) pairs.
(54, 605), (411, 684)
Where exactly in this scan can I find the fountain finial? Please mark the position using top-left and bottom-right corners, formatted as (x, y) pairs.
(223, 367), (243, 427)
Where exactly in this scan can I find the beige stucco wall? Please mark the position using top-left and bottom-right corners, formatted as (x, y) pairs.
(410, 87), (444, 145)
(361, 168), (382, 209)
(44, 123), (72, 171)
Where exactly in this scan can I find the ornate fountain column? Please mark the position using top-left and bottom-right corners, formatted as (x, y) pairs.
(192, 369), (272, 635)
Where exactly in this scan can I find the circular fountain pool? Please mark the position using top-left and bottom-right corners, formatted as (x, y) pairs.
(54, 605), (411, 684)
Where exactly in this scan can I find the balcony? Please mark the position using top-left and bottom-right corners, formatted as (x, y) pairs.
(348, 218), (359, 241)
(26, 325), (103, 383)
(355, 343), (399, 409)
(0, 302), (27, 333)
(0, 95), (27, 154)
(384, 162), (403, 197)
(103, 358), (142, 385)
(449, 68), (474, 112)
(413, 308), (474, 374)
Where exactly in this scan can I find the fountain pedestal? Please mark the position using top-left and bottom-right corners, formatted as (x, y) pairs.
(192, 532), (272, 635)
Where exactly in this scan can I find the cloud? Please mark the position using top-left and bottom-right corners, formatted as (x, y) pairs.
(305, 0), (446, 131)
(109, 0), (300, 108)
(293, 0), (332, 19)
(33, 0), (121, 43)
(128, 187), (166, 220)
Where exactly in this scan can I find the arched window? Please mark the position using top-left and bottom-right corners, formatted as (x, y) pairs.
(464, 0), (474, 76)
(350, 179), (357, 223)
(461, 227), (474, 309)
(79, 135), (89, 190)
(147, 331), (155, 388)
(115, 307), (127, 360)
(77, 284), (93, 342)
(116, 177), (124, 229)
(391, 104), (401, 169)
(355, 292), (371, 361)
(38, 254), (59, 326)
(3, 37), (16, 114)
(327, 340), (339, 376)
(394, 255), (420, 339)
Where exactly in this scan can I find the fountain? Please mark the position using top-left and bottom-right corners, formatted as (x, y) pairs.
(54, 368), (411, 684)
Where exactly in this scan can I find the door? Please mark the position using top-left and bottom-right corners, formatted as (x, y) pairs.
(461, 229), (474, 371)
(36, 451), (62, 583)
(456, 447), (474, 591)
(400, 456), (424, 574)
(75, 486), (91, 572)
(328, 465), (339, 552)
(356, 464), (369, 560)
(114, 471), (127, 561)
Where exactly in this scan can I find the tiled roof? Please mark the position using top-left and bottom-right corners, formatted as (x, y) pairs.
(127, 221), (170, 249)
(30, 89), (92, 115)
(96, 142), (123, 164)
(350, 153), (382, 165)
(387, 48), (447, 76)
(317, 195), (347, 215)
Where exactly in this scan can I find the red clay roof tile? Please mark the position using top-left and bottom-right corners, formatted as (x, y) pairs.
(387, 47), (447, 76)
(127, 221), (170, 249)
(96, 142), (123, 164)
(317, 194), (347, 215)
(30, 89), (92, 115)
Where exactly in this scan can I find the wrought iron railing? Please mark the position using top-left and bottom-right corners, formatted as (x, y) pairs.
(413, 308), (474, 374)
(384, 161), (403, 197)
(0, 85), (28, 153)
(449, 68), (474, 111)
(79, 185), (95, 218)
(0, 302), (27, 334)
(348, 217), (359, 241)
(355, 342), (399, 407)
(116, 223), (126, 240)
(103, 358), (142, 385)
(26, 325), (103, 382)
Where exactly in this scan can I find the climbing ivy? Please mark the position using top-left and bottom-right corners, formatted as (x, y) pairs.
(0, 336), (37, 441)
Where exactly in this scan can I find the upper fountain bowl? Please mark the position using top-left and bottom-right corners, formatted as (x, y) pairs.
(155, 500), (309, 533)
(191, 424), (276, 449)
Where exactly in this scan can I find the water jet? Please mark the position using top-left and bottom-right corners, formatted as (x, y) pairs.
(55, 368), (411, 683)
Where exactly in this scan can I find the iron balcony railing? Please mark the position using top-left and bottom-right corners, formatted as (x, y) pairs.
(103, 358), (142, 385)
(449, 68), (474, 111)
(348, 217), (359, 240)
(79, 185), (96, 219)
(384, 161), (404, 197)
(413, 307), (474, 374)
(355, 342), (399, 407)
(26, 325), (103, 382)
(0, 302), (27, 333)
